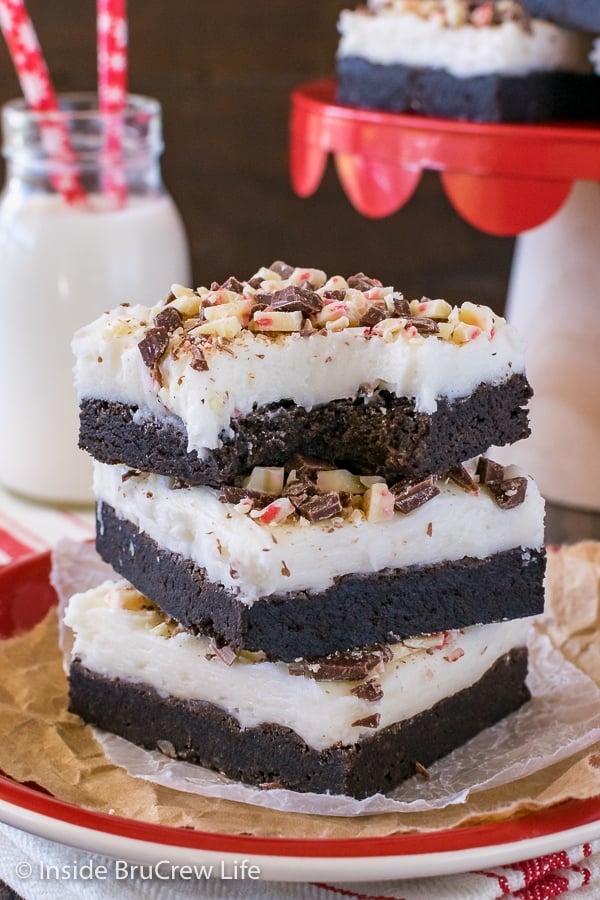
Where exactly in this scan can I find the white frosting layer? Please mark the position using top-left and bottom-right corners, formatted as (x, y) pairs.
(65, 580), (531, 751)
(94, 461), (545, 603)
(337, 8), (593, 77)
(73, 302), (525, 455)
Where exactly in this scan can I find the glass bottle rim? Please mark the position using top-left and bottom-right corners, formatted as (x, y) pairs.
(1, 93), (164, 164)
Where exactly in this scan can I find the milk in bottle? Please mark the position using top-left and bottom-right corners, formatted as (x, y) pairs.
(0, 94), (191, 503)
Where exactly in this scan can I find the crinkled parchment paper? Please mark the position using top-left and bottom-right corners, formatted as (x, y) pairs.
(0, 540), (598, 838)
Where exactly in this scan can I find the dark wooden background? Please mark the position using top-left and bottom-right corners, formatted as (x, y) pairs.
(0, 0), (514, 310)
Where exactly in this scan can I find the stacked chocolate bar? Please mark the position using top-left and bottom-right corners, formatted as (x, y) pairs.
(66, 262), (545, 798)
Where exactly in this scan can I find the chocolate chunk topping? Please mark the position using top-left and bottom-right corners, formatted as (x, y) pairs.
(305, 646), (393, 682)
(447, 463), (478, 492)
(189, 349), (209, 371)
(269, 260), (295, 279)
(390, 475), (440, 514)
(487, 476), (528, 510)
(138, 326), (169, 368)
(359, 305), (388, 328)
(177, 336), (209, 371)
(249, 300), (269, 315)
(254, 293), (277, 306)
(282, 478), (315, 501)
(208, 639), (237, 666)
(120, 469), (140, 482)
(154, 306), (183, 332)
(287, 661), (306, 677)
(477, 456), (505, 485)
(338, 490), (354, 507)
(218, 485), (274, 508)
(415, 761), (430, 781)
(347, 272), (380, 291)
(352, 713), (381, 729)
(295, 491), (343, 522)
(351, 678), (384, 702)
(219, 276), (245, 294)
(269, 285), (323, 315)
(285, 454), (335, 480)
(219, 485), (249, 504)
(403, 316), (439, 334)
(392, 295), (410, 316)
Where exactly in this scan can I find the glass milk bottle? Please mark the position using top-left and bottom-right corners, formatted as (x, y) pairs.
(0, 93), (191, 505)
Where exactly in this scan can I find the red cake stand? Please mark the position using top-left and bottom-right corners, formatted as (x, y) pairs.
(290, 79), (600, 511)
(290, 78), (600, 235)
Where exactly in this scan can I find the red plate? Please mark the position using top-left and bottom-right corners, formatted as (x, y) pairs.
(0, 552), (599, 881)
(290, 79), (600, 236)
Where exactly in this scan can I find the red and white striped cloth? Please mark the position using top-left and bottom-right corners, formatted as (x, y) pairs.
(314, 841), (600, 899)
(0, 487), (599, 900)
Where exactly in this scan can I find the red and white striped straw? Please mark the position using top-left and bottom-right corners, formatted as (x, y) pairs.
(0, 0), (87, 205)
(97, 0), (128, 207)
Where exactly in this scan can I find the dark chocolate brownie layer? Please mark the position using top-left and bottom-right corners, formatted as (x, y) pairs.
(69, 648), (530, 798)
(522, 0), (600, 32)
(80, 374), (532, 486)
(336, 59), (600, 123)
(96, 502), (546, 661)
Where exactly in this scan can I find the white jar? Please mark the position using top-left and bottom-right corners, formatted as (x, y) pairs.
(504, 180), (600, 511)
(0, 94), (191, 505)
